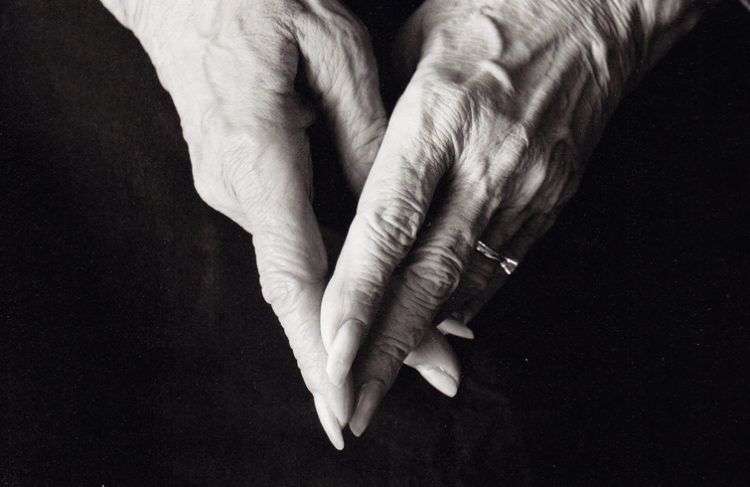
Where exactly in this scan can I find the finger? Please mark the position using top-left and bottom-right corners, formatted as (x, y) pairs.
(403, 329), (461, 398)
(293, 3), (387, 192)
(346, 128), (530, 434)
(313, 394), (345, 451)
(433, 207), (529, 334)
(199, 123), (352, 446)
(322, 219), (464, 396)
(247, 160), (354, 447)
(347, 175), (500, 434)
(320, 82), (450, 385)
(451, 209), (559, 326)
(227, 130), (350, 442)
(435, 248), (513, 335)
(199, 44), (353, 445)
(437, 153), (579, 330)
(132, 3), (352, 447)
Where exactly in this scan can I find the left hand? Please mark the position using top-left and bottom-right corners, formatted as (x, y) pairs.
(320, 0), (706, 434)
(100, 0), (462, 448)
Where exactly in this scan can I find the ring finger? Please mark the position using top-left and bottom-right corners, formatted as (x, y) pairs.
(437, 159), (579, 336)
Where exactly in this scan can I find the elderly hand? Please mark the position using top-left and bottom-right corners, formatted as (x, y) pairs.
(320, 0), (706, 435)
(100, 0), (462, 449)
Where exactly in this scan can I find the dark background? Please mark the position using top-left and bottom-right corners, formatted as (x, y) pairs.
(2, 1), (748, 485)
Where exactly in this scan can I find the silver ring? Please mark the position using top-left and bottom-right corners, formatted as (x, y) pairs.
(475, 240), (519, 275)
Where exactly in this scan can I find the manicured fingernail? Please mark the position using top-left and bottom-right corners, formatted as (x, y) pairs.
(416, 365), (459, 397)
(349, 381), (385, 437)
(329, 388), (352, 428)
(437, 317), (474, 339)
(326, 319), (366, 386)
(313, 395), (344, 451)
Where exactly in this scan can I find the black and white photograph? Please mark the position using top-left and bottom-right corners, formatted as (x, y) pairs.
(3, 0), (748, 484)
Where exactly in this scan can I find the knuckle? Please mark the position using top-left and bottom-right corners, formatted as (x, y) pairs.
(501, 124), (532, 163)
(361, 195), (425, 258)
(256, 237), (327, 317)
(199, 104), (279, 210)
(404, 246), (464, 306)
(260, 270), (307, 316)
(348, 274), (386, 307)
(192, 175), (220, 206)
(372, 331), (418, 365)
(422, 80), (471, 129)
(192, 169), (238, 214)
(403, 227), (471, 305)
(322, 3), (371, 46)
(333, 13), (370, 47)
(509, 160), (548, 206)
(462, 260), (495, 292)
(294, 1), (371, 51)
(258, 263), (324, 323)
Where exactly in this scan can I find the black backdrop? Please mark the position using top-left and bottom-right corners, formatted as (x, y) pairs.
(2, 1), (748, 485)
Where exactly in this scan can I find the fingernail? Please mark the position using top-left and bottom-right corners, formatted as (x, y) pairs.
(313, 395), (345, 451)
(437, 318), (475, 340)
(416, 365), (459, 397)
(326, 319), (366, 386)
(349, 381), (385, 437)
(329, 387), (353, 428)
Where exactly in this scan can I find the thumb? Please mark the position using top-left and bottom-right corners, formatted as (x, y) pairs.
(230, 128), (353, 449)
(294, 4), (387, 192)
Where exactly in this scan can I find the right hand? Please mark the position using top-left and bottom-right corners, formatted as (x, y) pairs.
(100, 0), (462, 448)
(319, 0), (707, 435)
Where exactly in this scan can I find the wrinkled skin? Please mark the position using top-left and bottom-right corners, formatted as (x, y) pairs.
(319, 0), (707, 435)
(101, 0), (711, 446)
(100, 0), (463, 449)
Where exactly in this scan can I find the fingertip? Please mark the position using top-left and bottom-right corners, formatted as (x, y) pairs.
(416, 365), (459, 397)
(349, 381), (385, 437)
(326, 319), (367, 386)
(404, 329), (461, 393)
(313, 395), (345, 451)
(325, 377), (354, 428)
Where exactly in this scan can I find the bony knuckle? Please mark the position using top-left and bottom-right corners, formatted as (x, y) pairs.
(324, 4), (370, 45)
(464, 261), (494, 291)
(372, 332), (417, 364)
(349, 277), (385, 308)
(259, 270), (307, 317)
(404, 253), (462, 306)
(502, 123), (532, 161)
(362, 197), (424, 257)
(333, 15), (368, 44)
(295, 1), (371, 53)
(193, 174), (224, 208)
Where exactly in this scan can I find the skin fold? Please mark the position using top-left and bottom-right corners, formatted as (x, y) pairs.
(319, 0), (709, 435)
